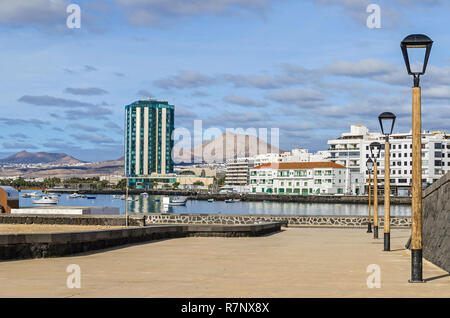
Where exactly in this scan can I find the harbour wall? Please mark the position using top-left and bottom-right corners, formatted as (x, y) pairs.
(48, 188), (411, 205)
(422, 172), (450, 272)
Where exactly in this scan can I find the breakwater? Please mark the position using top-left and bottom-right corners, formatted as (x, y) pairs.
(48, 188), (411, 205)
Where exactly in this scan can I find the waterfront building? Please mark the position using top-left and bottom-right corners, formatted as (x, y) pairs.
(124, 99), (175, 188)
(225, 157), (254, 193)
(249, 162), (348, 195)
(224, 149), (331, 193)
(328, 125), (450, 196)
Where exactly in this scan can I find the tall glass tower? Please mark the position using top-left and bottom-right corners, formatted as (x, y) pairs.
(125, 99), (175, 188)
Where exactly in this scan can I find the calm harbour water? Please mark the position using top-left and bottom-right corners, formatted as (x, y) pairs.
(19, 191), (412, 216)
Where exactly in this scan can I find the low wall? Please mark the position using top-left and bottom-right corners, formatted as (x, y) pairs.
(422, 172), (450, 272)
(0, 223), (281, 260)
(144, 213), (411, 228)
(0, 213), (411, 228)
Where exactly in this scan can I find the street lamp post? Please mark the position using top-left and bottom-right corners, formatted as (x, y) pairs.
(378, 112), (396, 251)
(369, 142), (381, 239)
(401, 34), (433, 283)
(366, 158), (374, 233)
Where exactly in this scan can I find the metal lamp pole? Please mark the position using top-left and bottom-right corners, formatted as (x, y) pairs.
(400, 34), (433, 283)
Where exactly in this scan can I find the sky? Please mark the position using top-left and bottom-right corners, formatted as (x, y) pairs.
(0, 0), (449, 162)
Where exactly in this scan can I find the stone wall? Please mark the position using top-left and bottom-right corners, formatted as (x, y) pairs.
(144, 213), (411, 228)
(422, 172), (450, 272)
(0, 213), (412, 228)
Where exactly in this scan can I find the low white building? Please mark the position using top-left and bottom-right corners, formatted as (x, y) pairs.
(249, 162), (353, 195)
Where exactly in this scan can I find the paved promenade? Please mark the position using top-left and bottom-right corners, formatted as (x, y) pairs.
(0, 227), (449, 297)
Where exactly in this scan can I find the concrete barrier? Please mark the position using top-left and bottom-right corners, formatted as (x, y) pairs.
(0, 222), (282, 260)
(422, 172), (450, 272)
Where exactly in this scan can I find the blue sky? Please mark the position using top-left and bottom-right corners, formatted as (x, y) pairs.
(0, 0), (449, 161)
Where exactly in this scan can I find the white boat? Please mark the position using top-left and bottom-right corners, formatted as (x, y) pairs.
(126, 197), (134, 201)
(169, 196), (188, 206)
(140, 192), (149, 197)
(68, 193), (84, 199)
(33, 196), (58, 205)
(120, 195), (126, 200)
(29, 192), (42, 198)
(112, 195), (121, 199)
(225, 199), (234, 203)
(22, 193), (32, 198)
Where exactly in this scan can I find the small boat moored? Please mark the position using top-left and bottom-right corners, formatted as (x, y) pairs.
(169, 196), (188, 206)
(33, 196), (58, 205)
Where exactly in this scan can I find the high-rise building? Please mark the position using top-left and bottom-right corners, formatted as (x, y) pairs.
(125, 99), (175, 188)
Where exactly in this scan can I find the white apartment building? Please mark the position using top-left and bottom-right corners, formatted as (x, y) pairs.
(224, 157), (253, 192)
(249, 162), (350, 195)
(328, 125), (450, 196)
(225, 149), (330, 193)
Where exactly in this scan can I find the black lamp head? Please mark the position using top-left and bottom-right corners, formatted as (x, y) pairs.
(369, 142), (382, 161)
(378, 112), (396, 136)
(366, 157), (374, 172)
(400, 34), (433, 77)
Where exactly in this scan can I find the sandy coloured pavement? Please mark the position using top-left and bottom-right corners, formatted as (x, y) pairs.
(0, 227), (449, 297)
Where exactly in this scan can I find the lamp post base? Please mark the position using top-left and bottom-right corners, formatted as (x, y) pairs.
(409, 249), (425, 283)
(367, 222), (372, 233)
(384, 232), (390, 251)
(373, 226), (378, 239)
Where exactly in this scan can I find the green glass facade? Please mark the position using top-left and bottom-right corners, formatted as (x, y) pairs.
(125, 100), (174, 188)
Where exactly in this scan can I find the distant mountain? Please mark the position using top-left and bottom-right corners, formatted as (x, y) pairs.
(173, 131), (283, 164)
(0, 151), (84, 165)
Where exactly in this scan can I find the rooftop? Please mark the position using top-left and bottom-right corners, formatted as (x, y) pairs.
(253, 162), (346, 170)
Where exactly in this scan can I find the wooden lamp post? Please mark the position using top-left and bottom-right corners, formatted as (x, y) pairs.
(378, 112), (396, 251)
(366, 158), (374, 233)
(369, 142), (381, 239)
(400, 34), (433, 283)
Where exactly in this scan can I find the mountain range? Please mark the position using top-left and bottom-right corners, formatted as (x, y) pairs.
(0, 151), (84, 165)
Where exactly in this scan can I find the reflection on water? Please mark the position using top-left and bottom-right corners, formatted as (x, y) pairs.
(19, 191), (411, 216)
